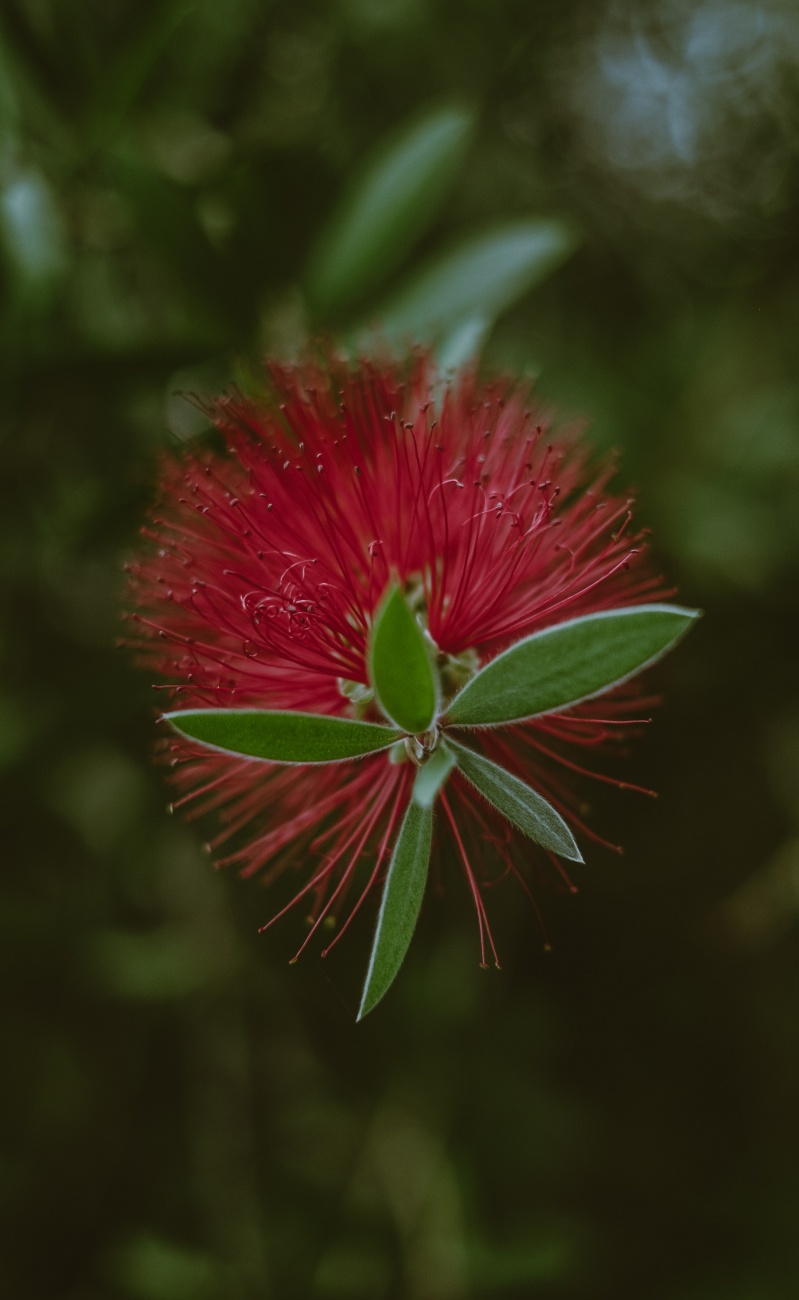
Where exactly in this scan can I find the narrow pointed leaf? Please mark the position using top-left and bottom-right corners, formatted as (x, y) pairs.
(447, 604), (700, 728)
(413, 743), (456, 808)
(307, 104), (474, 316)
(369, 584), (438, 734)
(86, 0), (196, 147)
(370, 219), (577, 345)
(436, 313), (489, 372)
(358, 797), (433, 1019)
(165, 709), (401, 764)
(447, 738), (583, 862)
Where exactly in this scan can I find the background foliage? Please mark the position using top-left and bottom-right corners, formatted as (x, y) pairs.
(3, 1), (799, 1296)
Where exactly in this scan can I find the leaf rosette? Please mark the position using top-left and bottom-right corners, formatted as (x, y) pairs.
(167, 589), (699, 1015)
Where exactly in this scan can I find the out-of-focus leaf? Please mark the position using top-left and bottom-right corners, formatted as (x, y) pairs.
(111, 1233), (219, 1299)
(0, 9), (74, 150)
(0, 28), (19, 126)
(165, 709), (401, 763)
(370, 218), (577, 344)
(436, 313), (489, 372)
(446, 738), (582, 860)
(306, 104), (474, 316)
(358, 795), (432, 1020)
(447, 604), (700, 727)
(369, 583), (438, 733)
(0, 167), (68, 293)
(85, 0), (198, 147)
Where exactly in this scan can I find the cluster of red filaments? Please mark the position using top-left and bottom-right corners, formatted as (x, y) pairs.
(126, 354), (667, 964)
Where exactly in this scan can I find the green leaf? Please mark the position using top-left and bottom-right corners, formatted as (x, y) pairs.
(164, 709), (401, 764)
(447, 604), (701, 728)
(435, 313), (489, 373)
(358, 796), (433, 1020)
(369, 584), (438, 734)
(413, 743), (456, 808)
(0, 167), (68, 293)
(85, 0), (197, 149)
(446, 738), (582, 861)
(307, 104), (474, 316)
(369, 218), (577, 345)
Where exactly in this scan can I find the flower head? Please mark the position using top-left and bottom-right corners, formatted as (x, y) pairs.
(126, 352), (695, 1013)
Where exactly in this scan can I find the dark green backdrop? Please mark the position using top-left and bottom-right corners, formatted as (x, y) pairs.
(3, 1), (799, 1296)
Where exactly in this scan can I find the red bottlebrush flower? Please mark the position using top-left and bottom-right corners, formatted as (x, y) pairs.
(126, 352), (696, 1013)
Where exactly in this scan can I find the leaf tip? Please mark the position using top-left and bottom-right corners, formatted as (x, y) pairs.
(556, 823), (584, 864)
(355, 991), (376, 1022)
(162, 709), (192, 736)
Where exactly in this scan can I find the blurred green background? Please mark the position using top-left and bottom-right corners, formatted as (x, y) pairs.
(3, 1), (799, 1296)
